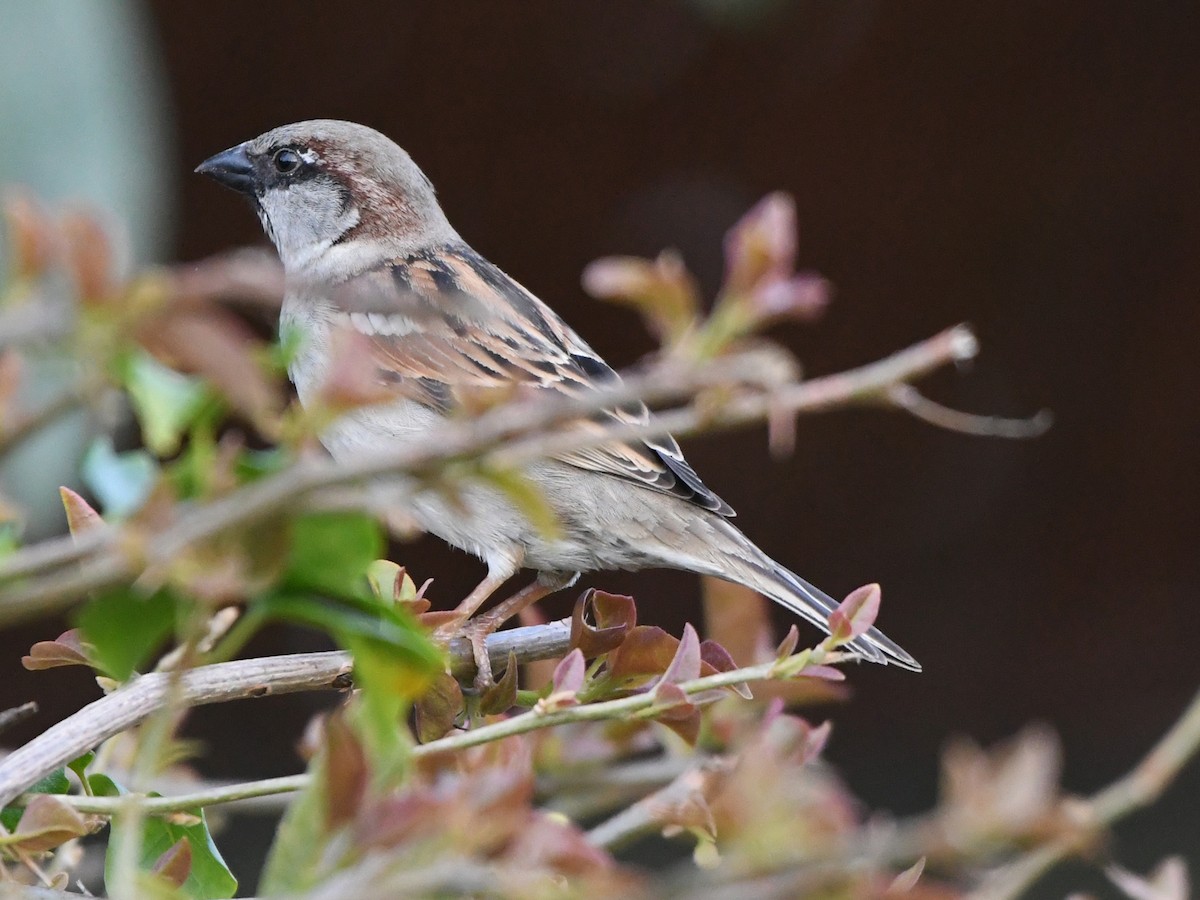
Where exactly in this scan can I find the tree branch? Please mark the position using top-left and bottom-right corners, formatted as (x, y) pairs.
(0, 618), (574, 809)
(0, 325), (1042, 625)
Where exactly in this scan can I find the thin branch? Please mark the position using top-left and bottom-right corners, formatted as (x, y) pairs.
(0, 325), (1028, 624)
(12, 774), (309, 816)
(885, 384), (1053, 439)
(0, 618), (574, 808)
(0, 651), (353, 809)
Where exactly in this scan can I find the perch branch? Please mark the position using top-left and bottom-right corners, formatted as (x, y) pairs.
(0, 618), (573, 808)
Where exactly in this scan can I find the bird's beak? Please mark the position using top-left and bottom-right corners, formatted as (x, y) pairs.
(194, 143), (257, 195)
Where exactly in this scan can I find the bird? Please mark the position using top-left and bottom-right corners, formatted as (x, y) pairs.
(195, 119), (920, 680)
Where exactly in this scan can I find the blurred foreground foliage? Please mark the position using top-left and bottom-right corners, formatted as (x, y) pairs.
(0, 194), (1192, 898)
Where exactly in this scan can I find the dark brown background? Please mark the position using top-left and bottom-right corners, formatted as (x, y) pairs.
(14, 1), (1200, 892)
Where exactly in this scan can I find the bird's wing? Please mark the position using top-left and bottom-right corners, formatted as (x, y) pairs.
(336, 243), (733, 516)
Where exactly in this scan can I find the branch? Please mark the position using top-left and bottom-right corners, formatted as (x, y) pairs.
(0, 618), (574, 808)
(3, 639), (851, 817)
(0, 325), (1040, 625)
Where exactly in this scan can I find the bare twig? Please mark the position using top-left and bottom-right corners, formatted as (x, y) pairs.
(0, 703), (37, 737)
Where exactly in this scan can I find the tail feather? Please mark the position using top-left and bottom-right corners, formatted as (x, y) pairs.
(758, 562), (922, 672)
(645, 514), (922, 672)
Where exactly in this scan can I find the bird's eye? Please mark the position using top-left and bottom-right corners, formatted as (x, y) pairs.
(272, 148), (303, 175)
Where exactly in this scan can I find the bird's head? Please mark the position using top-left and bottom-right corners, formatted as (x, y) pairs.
(196, 119), (455, 276)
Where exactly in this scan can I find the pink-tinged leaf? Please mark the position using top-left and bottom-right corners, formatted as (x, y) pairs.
(152, 837), (193, 888)
(415, 671), (464, 742)
(828, 583), (881, 644)
(749, 273), (830, 325)
(322, 713), (367, 829)
(798, 664), (846, 682)
(660, 623), (702, 685)
(723, 192), (798, 295)
(14, 795), (89, 852)
(22, 629), (93, 671)
(60, 209), (115, 302)
(552, 649), (586, 696)
(606, 626), (681, 682)
(570, 589), (636, 658)
(799, 720), (833, 765)
(581, 251), (700, 344)
(59, 487), (104, 539)
(652, 681), (701, 745)
(1106, 857), (1189, 900)
(2, 193), (57, 280)
(700, 639), (752, 699)
(775, 624), (800, 660)
(885, 857), (926, 895)
(480, 651), (520, 715)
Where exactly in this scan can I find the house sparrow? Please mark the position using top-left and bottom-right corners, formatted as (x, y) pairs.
(196, 120), (920, 677)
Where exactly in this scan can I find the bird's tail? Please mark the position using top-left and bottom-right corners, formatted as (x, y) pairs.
(657, 517), (922, 671)
(750, 560), (921, 671)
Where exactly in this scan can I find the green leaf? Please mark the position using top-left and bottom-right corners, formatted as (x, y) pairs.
(120, 350), (210, 456)
(82, 437), (158, 518)
(0, 768), (70, 831)
(104, 805), (237, 900)
(281, 512), (384, 599)
(76, 588), (177, 680)
(95, 774), (237, 898)
(67, 751), (95, 789)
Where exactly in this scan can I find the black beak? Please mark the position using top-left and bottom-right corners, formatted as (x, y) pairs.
(194, 143), (257, 195)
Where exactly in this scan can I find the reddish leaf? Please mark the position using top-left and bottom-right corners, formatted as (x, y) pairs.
(480, 651), (520, 715)
(653, 682), (701, 745)
(570, 590), (636, 658)
(798, 665), (846, 682)
(152, 837), (193, 888)
(414, 671), (464, 742)
(581, 251), (700, 344)
(828, 583), (881, 645)
(722, 192), (798, 295)
(660, 623), (702, 685)
(775, 624), (800, 660)
(799, 720), (833, 765)
(140, 309), (283, 425)
(59, 487), (104, 539)
(322, 712), (367, 829)
(886, 857), (926, 895)
(60, 209), (115, 301)
(749, 272), (829, 326)
(700, 639), (752, 700)
(22, 629), (92, 671)
(14, 794), (89, 852)
(606, 626), (681, 683)
(2, 192), (57, 279)
(552, 649), (586, 696)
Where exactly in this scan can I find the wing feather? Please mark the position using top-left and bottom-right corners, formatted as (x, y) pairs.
(338, 244), (734, 516)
